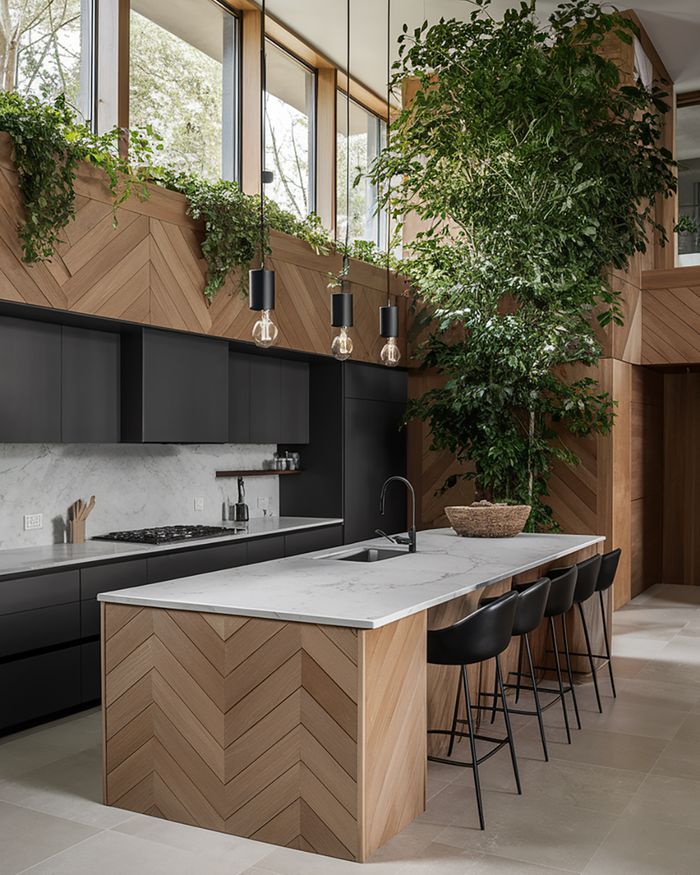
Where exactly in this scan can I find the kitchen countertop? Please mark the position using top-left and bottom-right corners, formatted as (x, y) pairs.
(98, 530), (604, 629)
(0, 517), (344, 578)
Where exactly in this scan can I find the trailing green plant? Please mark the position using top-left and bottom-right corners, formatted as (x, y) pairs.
(0, 91), (157, 262)
(368, 0), (677, 530)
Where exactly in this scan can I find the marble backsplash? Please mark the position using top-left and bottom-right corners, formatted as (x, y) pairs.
(0, 444), (280, 549)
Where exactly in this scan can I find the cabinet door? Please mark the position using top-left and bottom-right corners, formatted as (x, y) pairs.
(229, 352), (252, 442)
(147, 541), (248, 583)
(250, 356), (280, 443)
(247, 535), (285, 565)
(0, 646), (81, 732)
(279, 360), (309, 444)
(142, 329), (229, 443)
(62, 326), (120, 443)
(81, 559), (148, 637)
(81, 641), (101, 703)
(0, 570), (79, 615)
(0, 602), (80, 658)
(284, 526), (343, 557)
(344, 398), (407, 544)
(0, 315), (61, 442)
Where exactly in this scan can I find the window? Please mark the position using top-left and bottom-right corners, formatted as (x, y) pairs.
(129, 0), (239, 182)
(3, 0), (94, 122)
(336, 92), (387, 247)
(265, 40), (315, 218)
(677, 100), (700, 266)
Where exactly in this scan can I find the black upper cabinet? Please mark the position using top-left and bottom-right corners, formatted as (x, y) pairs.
(230, 351), (310, 445)
(62, 326), (120, 443)
(0, 315), (61, 442)
(123, 328), (229, 443)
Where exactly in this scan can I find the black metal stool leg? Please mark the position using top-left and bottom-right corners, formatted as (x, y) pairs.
(496, 655), (521, 795)
(461, 665), (485, 830)
(515, 635), (524, 704)
(490, 666), (498, 725)
(578, 602), (603, 713)
(524, 632), (549, 762)
(447, 672), (462, 757)
(599, 590), (617, 698)
(560, 615), (581, 730)
(549, 616), (572, 744)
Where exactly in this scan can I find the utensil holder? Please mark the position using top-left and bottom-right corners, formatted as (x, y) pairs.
(69, 519), (86, 544)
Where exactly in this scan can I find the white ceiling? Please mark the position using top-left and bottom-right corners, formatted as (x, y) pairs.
(265, 1), (700, 96)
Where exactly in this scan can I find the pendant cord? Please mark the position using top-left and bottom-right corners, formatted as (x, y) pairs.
(260, 0), (267, 269)
(343, 0), (351, 285)
(385, 0), (392, 306)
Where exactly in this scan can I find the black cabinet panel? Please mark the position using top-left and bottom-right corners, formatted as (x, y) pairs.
(147, 542), (248, 583)
(81, 559), (148, 602)
(0, 646), (81, 732)
(344, 361), (408, 404)
(81, 641), (101, 703)
(0, 602), (80, 658)
(0, 570), (79, 616)
(123, 328), (229, 443)
(0, 315), (61, 442)
(62, 326), (120, 442)
(344, 397), (407, 544)
(247, 535), (285, 565)
(81, 599), (101, 639)
(279, 360), (309, 444)
(229, 353), (251, 443)
(250, 356), (281, 443)
(284, 525), (343, 557)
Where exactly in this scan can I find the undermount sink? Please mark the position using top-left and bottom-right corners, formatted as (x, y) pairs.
(328, 547), (408, 563)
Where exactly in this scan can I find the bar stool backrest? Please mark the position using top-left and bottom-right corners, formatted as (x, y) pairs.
(427, 591), (518, 667)
(596, 549), (621, 593)
(543, 566), (577, 617)
(512, 577), (551, 636)
(573, 554), (603, 604)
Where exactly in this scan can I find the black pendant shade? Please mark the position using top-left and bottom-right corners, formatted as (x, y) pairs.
(331, 292), (353, 327)
(249, 267), (275, 311)
(379, 304), (398, 338)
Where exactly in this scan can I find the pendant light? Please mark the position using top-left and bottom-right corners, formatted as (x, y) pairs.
(379, 0), (400, 367)
(331, 0), (354, 361)
(249, 0), (278, 348)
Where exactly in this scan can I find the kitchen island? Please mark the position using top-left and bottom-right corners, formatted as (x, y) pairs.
(99, 530), (603, 861)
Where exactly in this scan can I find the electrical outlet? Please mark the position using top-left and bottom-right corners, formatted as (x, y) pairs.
(257, 496), (270, 512)
(193, 497), (204, 512)
(24, 513), (43, 531)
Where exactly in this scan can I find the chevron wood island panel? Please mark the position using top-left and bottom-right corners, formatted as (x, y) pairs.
(102, 604), (426, 862)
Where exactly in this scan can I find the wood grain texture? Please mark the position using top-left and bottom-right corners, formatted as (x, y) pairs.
(103, 605), (430, 861)
(641, 276), (700, 365)
(0, 133), (407, 364)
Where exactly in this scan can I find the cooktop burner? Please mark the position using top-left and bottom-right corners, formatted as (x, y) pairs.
(94, 525), (245, 545)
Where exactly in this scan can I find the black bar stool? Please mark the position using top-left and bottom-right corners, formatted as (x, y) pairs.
(565, 549), (621, 701)
(479, 578), (552, 761)
(513, 566), (579, 743)
(427, 591), (521, 830)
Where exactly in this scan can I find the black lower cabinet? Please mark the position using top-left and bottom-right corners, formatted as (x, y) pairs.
(81, 641), (101, 703)
(284, 526), (343, 557)
(0, 646), (81, 732)
(247, 536), (285, 565)
(81, 558), (148, 637)
(147, 542), (248, 583)
(0, 602), (80, 659)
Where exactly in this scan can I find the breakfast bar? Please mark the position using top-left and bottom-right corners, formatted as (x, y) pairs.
(99, 530), (603, 862)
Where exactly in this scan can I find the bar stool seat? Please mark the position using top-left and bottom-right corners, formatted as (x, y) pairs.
(427, 591), (521, 830)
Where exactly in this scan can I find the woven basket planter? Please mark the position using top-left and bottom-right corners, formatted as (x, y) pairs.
(445, 503), (531, 538)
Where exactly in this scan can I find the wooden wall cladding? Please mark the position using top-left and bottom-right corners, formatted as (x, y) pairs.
(102, 603), (426, 863)
(641, 266), (700, 365)
(0, 134), (407, 363)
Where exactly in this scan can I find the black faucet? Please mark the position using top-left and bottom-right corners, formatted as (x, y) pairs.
(378, 476), (417, 553)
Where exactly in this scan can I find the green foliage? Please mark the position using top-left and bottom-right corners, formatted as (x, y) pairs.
(0, 91), (155, 262)
(369, 0), (677, 530)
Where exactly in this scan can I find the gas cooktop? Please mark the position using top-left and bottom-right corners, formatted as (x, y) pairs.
(93, 525), (246, 545)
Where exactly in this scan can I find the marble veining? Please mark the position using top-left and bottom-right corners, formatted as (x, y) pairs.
(98, 530), (605, 629)
(0, 517), (343, 578)
(0, 443), (281, 549)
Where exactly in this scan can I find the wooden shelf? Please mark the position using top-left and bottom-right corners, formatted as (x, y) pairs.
(215, 470), (302, 478)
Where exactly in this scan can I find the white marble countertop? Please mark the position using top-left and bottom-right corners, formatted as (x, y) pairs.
(98, 530), (604, 629)
(0, 517), (344, 578)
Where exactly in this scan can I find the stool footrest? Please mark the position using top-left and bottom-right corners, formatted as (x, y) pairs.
(427, 729), (509, 767)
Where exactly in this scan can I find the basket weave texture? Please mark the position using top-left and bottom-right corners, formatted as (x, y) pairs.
(445, 504), (531, 538)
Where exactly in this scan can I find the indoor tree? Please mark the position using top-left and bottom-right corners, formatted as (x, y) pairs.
(369, 0), (677, 530)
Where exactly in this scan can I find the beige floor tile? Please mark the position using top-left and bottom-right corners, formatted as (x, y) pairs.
(635, 658), (700, 689)
(652, 737), (700, 782)
(567, 698), (688, 741)
(254, 844), (404, 873)
(624, 773), (700, 830)
(582, 813), (700, 874)
(466, 855), (576, 874)
(0, 799), (99, 875)
(611, 675), (700, 711)
(673, 711), (700, 743)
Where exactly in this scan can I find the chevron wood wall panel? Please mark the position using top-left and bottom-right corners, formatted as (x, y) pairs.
(641, 267), (700, 365)
(0, 133), (407, 363)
